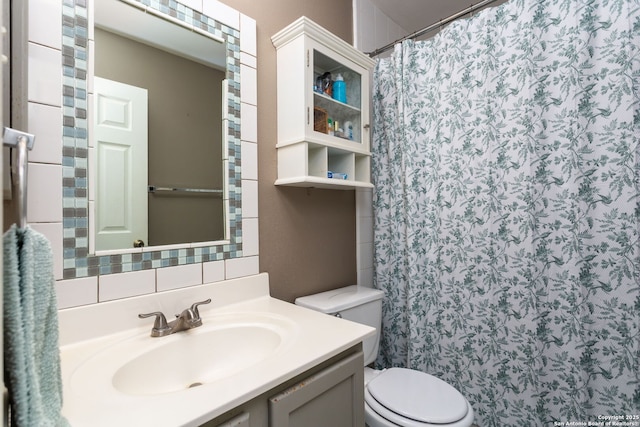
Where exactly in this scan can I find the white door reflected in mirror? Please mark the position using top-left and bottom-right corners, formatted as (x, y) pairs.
(94, 77), (149, 251)
(94, 77), (149, 250)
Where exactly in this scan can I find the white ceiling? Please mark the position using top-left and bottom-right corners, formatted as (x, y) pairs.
(368, 0), (508, 36)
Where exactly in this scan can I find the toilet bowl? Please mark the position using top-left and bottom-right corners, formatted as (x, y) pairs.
(363, 367), (474, 427)
(295, 286), (474, 427)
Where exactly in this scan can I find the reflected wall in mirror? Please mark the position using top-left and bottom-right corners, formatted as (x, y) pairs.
(62, 0), (243, 279)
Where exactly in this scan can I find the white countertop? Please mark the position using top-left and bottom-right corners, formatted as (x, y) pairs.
(58, 273), (374, 426)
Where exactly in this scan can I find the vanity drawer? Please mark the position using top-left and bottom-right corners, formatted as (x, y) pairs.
(214, 412), (250, 427)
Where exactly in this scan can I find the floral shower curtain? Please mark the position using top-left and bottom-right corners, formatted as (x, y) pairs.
(371, 0), (640, 425)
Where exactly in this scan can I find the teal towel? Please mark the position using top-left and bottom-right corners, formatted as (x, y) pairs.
(3, 225), (69, 427)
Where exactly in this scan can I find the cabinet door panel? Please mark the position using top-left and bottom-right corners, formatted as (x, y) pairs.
(268, 351), (364, 427)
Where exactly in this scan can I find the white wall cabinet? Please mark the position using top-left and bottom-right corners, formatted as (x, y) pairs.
(272, 17), (375, 189)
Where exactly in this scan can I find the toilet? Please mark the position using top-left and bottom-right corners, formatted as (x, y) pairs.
(295, 285), (474, 427)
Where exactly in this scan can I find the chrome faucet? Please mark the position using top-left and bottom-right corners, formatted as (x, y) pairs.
(139, 299), (212, 337)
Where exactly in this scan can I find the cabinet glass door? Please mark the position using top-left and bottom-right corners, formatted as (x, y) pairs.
(312, 50), (362, 144)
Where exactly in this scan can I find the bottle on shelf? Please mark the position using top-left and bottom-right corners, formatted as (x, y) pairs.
(344, 121), (353, 140)
(321, 72), (333, 97)
(332, 73), (346, 103)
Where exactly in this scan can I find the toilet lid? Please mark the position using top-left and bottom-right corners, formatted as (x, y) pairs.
(366, 368), (468, 424)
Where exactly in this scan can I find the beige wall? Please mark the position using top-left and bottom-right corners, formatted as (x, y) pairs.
(219, 0), (358, 302)
(95, 29), (225, 246)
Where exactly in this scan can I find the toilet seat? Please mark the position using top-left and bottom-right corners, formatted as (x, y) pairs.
(365, 368), (470, 426)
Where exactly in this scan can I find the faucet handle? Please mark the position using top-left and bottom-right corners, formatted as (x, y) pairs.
(138, 312), (171, 337)
(190, 298), (212, 318)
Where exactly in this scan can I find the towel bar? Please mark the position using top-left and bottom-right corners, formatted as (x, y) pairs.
(148, 185), (223, 195)
(3, 127), (36, 229)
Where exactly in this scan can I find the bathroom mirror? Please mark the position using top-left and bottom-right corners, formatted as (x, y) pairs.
(62, 0), (243, 278)
(93, 0), (226, 251)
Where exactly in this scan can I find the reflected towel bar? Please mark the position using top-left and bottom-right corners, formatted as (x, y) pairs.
(3, 127), (36, 229)
(148, 185), (223, 195)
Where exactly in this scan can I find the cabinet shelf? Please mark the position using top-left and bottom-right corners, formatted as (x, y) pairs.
(313, 92), (361, 113)
(272, 17), (375, 189)
(274, 176), (373, 190)
(275, 142), (372, 190)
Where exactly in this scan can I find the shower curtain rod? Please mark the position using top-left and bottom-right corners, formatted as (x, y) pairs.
(366, 0), (501, 57)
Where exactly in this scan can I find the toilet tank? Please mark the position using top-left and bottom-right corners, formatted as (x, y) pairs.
(295, 285), (384, 366)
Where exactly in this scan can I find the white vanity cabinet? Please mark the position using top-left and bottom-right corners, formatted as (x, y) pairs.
(203, 347), (365, 427)
(272, 17), (375, 189)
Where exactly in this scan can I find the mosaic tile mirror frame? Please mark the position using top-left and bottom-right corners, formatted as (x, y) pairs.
(62, 0), (243, 279)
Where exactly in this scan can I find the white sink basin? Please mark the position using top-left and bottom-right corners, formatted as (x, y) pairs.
(113, 324), (282, 395)
(69, 311), (297, 397)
